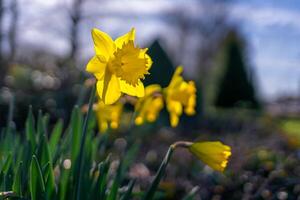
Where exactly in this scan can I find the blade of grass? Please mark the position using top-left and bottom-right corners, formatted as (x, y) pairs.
(182, 186), (199, 200)
(74, 84), (96, 200)
(12, 162), (23, 197)
(98, 156), (111, 200)
(40, 134), (53, 167)
(107, 160), (123, 200)
(30, 155), (45, 200)
(26, 106), (36, 151)
(70, 106), (83, 165)
(1, 154), (12, 175)
(49, 119), (63, 156)
(6, 94), (14, 134)
(120, 180), (135, 200)
(44, 162), (56, 200)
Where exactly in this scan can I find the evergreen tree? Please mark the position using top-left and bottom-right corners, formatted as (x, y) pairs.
(215, 31), (260, 109)
(144, 40), (175, 87)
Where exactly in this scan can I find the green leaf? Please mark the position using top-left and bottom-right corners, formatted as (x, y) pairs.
(43, 113), (50, 133)
(107, 160), (123, 200)
(49, 119), (63, 156)
(143, 147), (174, 200)
(93, 157), (110, 200)
(120, 180), (135, 200)
(12, 162), (23, 197)
(58, 166), (71, 200)
(44, 162), (56, 200)
(182, 186), (199, 200)
(74, 85), (96, 200)
(37, 110), (46, 144)
(30, 155), (45, 200)
(1, 154), (12, 174)
(26, 106), (36, 150)
(70, 106), (83, 165)
(40, 134), (53, 167)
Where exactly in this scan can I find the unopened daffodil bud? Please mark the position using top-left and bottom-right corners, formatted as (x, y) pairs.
(188, 141), (231, 172)
(171, 141), (231, 172)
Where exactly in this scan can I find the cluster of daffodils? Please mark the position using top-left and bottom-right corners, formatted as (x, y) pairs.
(85, 28), (231, 172)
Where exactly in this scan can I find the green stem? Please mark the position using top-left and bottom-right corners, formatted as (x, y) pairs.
(6, 94), (14, 133)
(143, 146), (174, 200)
(75, 84), (96, 200)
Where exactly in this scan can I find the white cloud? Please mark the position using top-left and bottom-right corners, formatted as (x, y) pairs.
(255, 57), (300, 70)
(231, 4), (300, 30)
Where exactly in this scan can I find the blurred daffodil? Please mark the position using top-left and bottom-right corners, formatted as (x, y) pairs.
(188, 141), (231, 172)
(134, 84), (164, 125)
(94, 101), (123, 133)
(164, 66), (196, 127)
(86, 28), (152, 104)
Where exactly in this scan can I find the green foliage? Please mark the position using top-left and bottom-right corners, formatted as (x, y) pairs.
(0, 103), (178, 200)
(0, 85), (193, 200)
(214, 30), (260, 109)
(0, 105), (129, 199)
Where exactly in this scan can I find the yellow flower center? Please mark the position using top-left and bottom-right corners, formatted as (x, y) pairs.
(108, 41), (149, 86)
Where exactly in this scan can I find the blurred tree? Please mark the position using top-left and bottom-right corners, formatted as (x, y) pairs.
(0, 0), (5, 86)
(67, 0), (84, 62)
(170, 0), (230, 114)
(8, 0), (19, 61)
(144, 40), (175, 88)
(214, 30), (260, 109)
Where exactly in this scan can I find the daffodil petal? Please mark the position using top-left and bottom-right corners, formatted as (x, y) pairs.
(115, 28), (135, 49)
(92, 28), (115, 60)
(170, 113), (179, 127)
(145, 53), (153, 70)
(145, 84), (161, 95)
(119, 79), (144, 97)
(168, 100), (182, 115)
(96, 72), (121, 104)
(86, 56), (106, 79)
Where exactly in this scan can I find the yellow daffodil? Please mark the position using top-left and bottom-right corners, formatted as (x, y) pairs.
(164, 66), (196, 127)
(188, 141), (231, 172)
(86, 28), (152, 104)
(134, 84), (164, 125)
(94, 101), (123, 133)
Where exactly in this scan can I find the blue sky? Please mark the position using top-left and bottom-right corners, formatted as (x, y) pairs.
(15, 0), (300, 100)
(230, 0), (300, 100)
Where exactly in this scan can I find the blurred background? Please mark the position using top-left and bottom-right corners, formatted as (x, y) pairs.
(0, 0), (300, 199)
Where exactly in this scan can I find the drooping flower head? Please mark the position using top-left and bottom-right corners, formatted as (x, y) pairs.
(134, 84), (164, 125)
(164, 66), (196, 127)
(94, 101), (123, 133)
(188, 141), (231, 172)
(86, 28), (152, 104)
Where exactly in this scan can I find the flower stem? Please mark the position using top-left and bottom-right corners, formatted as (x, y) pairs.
(171, 141), (193, 149)
(143, 146), (174, 200)
(75, 84), (96, 200)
